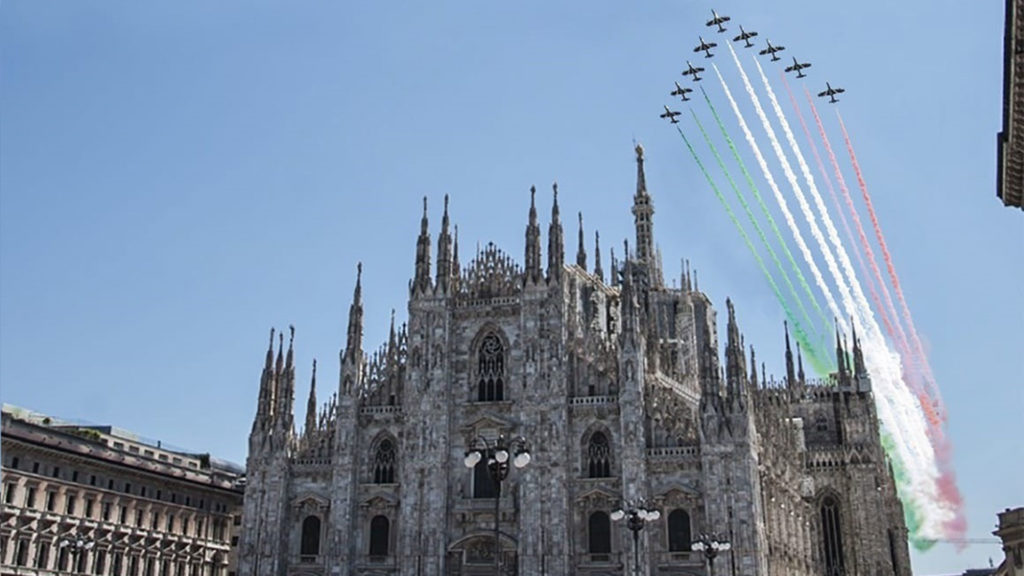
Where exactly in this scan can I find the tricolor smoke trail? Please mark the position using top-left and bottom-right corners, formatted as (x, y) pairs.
(672, 122), (799, 347)
(780, 72), (901, 363)
(689, 109), (831, 373)
(712, 61), (838, 345)
(699, 85), (832, 366)
(837, 112), (945, 418)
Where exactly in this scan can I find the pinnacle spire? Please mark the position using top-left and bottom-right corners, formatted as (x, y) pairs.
(436, 194), (453, 292)
(286, 324), (295, 371)
(750, 345), (758, 388)
(452, 225), (461, 292)
(304, 359), (318, 437)
(547, 182), (564, 283)
(724, 298), (747, 402)
(797, 342), (806, 385)
(576, 212), (587, 270)
(593, 230), (604, 282)
(413, 197), (432, 294)
(631, 142), (657, 277)
(344, 263), (364, 365)
(784, 321), (796, 387)
(525, 186), (543, 284)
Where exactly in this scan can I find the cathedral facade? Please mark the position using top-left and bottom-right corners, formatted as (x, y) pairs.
(238, 146), (911, 576)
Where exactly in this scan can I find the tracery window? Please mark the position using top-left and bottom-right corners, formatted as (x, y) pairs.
(588, 511), (611, 554)
(667, 509), (692, 552)
(820, 496), (845, 576)
(369, 516), (390, 557)
(587, 431), (612, 478)
(477, 333), (505, 402)
(300, 515), (321, 557)
(373, 439), (396, 484)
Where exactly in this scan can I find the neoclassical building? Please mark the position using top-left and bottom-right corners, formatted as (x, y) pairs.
(0, 405), (244, 576)
(239, 145), (911, 576)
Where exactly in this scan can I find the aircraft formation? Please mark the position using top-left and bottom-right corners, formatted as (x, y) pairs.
(663, 9), (845, 121)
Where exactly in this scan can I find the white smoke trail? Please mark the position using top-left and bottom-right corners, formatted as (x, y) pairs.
(711, 63), (842, 339)
(723, 42), (951, 538)
(736, 51), (956, 538)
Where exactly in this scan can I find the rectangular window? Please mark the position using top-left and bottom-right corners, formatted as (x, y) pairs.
(35, 541), (49, 569)
(156, 490), (162, 500)
(94, 550), (107, 575)
(140, 486), (146, 498)
(25, 487), (36, 508)
(171, 493), (177, 504)
(120, 506), (127, 523)
(231, 536), (239, 546)
(108, 479), (115, 490)
(10, 456), (18, 469)
(90, 474), (97, 486)
(33, 462), (40, 474)
(52, 466), (60, 478)
(182, 518), (190, 536)
(144, 450), (154, 458)
(65, 494), (76, 515)
(72, 470), (79, 482)
(167, 514), (174, 532)
(46, 491), (56, 511)
(128, 556), (138, 576)
(103, 502), (112, 521)
(129, 446), (138, 454)
(151, 512), (159, 530)
(3, 483), (14, 504)
(136, 509), (144, 526)
(113, 442), (124, 449)
(233, 515), (241, 526)
(196, 519), (203, 537)
(85, 498), (95, 518)
(185, 496), (190, 506)
(172, 457), (181, 465)
(113, 552), (123, 576)
(15, 539), (29, 566)
(124, 483), (131, 494)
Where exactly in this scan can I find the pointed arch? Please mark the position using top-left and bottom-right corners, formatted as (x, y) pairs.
(667, 509), (692, 552)
(370, 435), (397, 484)
(472, 327), (508, 402)
(581, 427), (613, 478)
(819, 494), (845, 575)
(369, 515), (390, 557)
(300, 515), (321, 557)
(588, 511), (611, 554)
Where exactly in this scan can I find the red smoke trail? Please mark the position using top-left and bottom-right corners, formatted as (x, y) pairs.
(805, 90), (942, 430)
(781, 73), (900, 354)
(836, 111), (946, 420)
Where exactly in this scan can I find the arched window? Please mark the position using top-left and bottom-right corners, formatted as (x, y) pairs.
(300, 515), (321, 557)
(587, 432), (612, 478)
(472, 453), (497, 499)
(369, 516), (390, 557)
(820, 496), (845, 576)
(373, 439), (396, 484)
(477, 333), (505, 401)
(588, 511), (611, 554)
(667, 509), (692, 552)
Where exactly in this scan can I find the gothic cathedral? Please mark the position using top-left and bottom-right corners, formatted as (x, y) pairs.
(238, 145), (911, 576)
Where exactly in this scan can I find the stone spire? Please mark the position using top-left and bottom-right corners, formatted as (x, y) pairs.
(413, 197), (432, 295)
(576, 212), (587, 270)
(610, 247), (618, 287)
(274, 326), (296, 432)
(784, 321), (796, 387)
(435, 194), (453, 293)
(524, 186), (543, 285)
(343, 263), (364, 366)
(254, 327), (277, 431)
(304, 359), (318, 437)
(547, 182), (564, 283)
(835, 322), (848, 381)
(631, 143), (656, 269)
(797, 342), (806, 385)
(724, 298), (747, 405)
(593, 231), (604, 282)
(851, 320), (867, 379)
(750, 346), (758, 388)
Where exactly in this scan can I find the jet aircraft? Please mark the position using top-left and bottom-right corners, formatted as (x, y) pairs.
(660, 105), (682, 124)
(817, 82), (845, 103)
(758, 40), (786, 61)
(732, 26), (758, 48)
(670, 82), (693, 101)
(706, 10), (730, 33)
(682, 61), (705, 82)
(784, 57), (812, 78)
(694, 36), (717, 58)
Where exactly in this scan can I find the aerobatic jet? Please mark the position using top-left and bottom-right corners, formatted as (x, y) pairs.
(682, 61), (705, 82)
(732, 26), (758, 48)
(660, 105), (682, 124)
(670, 82), (694, 101)
(758, 40), (786, 61)
(694, 36), (718, 58)
(784, 57), (812, 78)
(706, 10), (730, 32)
(817, 82), (845, 103)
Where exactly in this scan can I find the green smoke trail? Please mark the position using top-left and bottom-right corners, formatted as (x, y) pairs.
(880, 431), (935, 550)
(690, 109), (831, 373)
(671, 124), (831, 372)
(701, 86), (832, 353)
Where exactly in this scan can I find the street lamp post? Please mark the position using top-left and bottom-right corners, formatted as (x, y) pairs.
(58, 535), (94, 574)
(611, 500), (661, 576)
(690, 532), (731, 576)
(463, 434), (531, 576)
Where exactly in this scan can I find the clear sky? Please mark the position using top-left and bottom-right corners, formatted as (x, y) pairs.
(1, 2), (1020, 574)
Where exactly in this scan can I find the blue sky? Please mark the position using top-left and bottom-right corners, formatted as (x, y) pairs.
(1, 2), (1020, 573)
